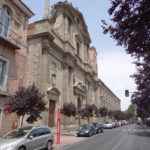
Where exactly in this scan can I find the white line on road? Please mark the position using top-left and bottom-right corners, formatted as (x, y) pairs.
(111, 134), (127, 150)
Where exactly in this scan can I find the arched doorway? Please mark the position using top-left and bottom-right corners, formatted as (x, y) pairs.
(47, 87), (60, 127)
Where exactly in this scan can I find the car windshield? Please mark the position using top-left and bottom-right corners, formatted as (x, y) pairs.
(80, 125), (90, 130)
(3, 127), (33, 139)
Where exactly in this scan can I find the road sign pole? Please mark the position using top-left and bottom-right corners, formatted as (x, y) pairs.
(55, 109), (61, 145)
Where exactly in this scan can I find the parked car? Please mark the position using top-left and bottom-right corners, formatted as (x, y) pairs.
(77, 124), (96, 137)
(0, 126), (54, 150)
(91, 123), (104, 134)
(103, 123), (113, 129)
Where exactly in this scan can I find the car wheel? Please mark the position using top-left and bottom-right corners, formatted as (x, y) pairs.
(18, 146), (26, 150)
(47, 141), (53, 150)
(88, 132), (91, 137)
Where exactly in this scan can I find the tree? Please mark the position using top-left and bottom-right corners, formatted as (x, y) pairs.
(79, 107), (91, 122)
(79, 104), (98, 123)
(99, 107), (108, 117)
(8, 84), (46, 127)
(61, 103), (76, 117)
(110, 110), (127, 120)
(102, 0), (150, 58)
(126, 104), (135, 118)
(108, 110), (114, 119)
(132, 58), (150, 118)
(102, 0), (150, 118)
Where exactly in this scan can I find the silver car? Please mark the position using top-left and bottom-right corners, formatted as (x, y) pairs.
(0, 126), (54, 150)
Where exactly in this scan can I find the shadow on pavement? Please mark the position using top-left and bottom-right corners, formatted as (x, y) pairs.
(131, 130), (150, 138)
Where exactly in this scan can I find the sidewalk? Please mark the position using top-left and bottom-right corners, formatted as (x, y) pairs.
(54, 135), (86, 150)
(53, 127), (86, 149)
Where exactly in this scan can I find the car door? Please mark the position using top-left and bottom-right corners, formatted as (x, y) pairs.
(41, 127), (53, 148)
(91, 126), (96, 135)
(37, 128), (49, 149)
(26, 128), (43, 150)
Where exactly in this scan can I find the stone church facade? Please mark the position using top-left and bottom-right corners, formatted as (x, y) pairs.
(0, 0), (120, 133)
(26, 1), (120, 127)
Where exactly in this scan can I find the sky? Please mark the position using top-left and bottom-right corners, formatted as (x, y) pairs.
(23, 0), (136, 111)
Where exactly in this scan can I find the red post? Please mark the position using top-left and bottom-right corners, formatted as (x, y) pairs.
(55, 109), (61, 144)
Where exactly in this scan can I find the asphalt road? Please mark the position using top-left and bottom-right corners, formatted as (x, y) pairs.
(63, 125), (150, 150)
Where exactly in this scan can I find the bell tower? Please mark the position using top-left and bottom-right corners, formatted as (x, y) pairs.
(43, 0), (50, 18)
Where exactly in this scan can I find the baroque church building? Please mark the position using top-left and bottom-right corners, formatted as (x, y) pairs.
(26, 1), (120, 127)
(0, 0), (120, 134)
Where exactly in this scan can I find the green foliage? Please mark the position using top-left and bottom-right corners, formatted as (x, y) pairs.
(110, 109), (135, 121)
(61, 103), (76, 117)
(9, 84), (46, 125)
(126, 104), (135, 117)
(102, 0), (150, 118)
(79, 104), (99, 118)
(99, 107), (108, 117)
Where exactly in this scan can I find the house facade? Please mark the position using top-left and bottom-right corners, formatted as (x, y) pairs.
(0, 0), (33, 134)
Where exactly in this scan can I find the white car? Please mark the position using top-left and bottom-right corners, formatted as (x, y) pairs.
(0, 126), (54, 150)
(103, 123), (113, 129)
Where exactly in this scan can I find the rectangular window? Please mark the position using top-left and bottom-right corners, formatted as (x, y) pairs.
(68, 67), (72, 85)
(77, 42), (80, 56)
(0, 6), (11, 38)
(0, 57), (9, 90)
(68, 17), (72, 33)
(51, 74), (56, 87)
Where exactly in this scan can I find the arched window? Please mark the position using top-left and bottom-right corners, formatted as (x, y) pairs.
(51, 73), (56, 87)
(0, 5), (12, 37)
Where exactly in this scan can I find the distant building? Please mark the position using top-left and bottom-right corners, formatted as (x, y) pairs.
(0, 0), (33, 133)
(97, 80), (121, 111)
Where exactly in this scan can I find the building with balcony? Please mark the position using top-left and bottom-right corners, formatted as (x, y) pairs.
(0, 0), (33, 134)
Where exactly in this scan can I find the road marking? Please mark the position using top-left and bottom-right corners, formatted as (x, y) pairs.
(111, 134), (128, 150)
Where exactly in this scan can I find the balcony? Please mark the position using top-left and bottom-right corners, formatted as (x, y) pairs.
(0, 21), (25, 49)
